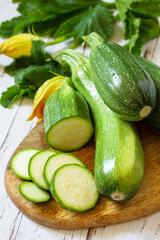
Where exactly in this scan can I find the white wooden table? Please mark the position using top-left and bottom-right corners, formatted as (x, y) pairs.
(0, 1), (160, 239)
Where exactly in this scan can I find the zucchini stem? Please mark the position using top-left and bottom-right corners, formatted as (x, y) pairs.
(111, 192), (125, 201)
(140, 106), (152, 118)
(46, 36), (68, 46)
(82, 32), (104, 51)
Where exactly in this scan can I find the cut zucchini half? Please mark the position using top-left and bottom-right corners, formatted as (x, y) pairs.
(46, 117), (93, 152)
(50, 164), (99, 212)
(43, 153), (86, 189)
(44, 77), (94, 152)
(19, 182), (50, 203)
(10, 149), (39, 180)
(28, 150), (56, 190)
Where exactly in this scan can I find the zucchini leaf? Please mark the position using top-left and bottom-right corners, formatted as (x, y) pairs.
(0, 16), (27, 37)
(0, 84), (35, 108)
(54, 3), (113, 40)
(116, 0), (160, 55)
(1, 40), (67, 108)
(0, 0), (113, 40)
(17, 0), (99, 15)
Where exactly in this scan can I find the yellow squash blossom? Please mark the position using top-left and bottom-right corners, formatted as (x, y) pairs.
(28, 75), (65, 121)
(0, 33), (40, 58)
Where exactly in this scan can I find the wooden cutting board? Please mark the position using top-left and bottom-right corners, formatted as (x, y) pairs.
(4, 120), (160, 229)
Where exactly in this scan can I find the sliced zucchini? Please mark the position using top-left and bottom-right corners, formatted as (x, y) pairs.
(19, 182), (50, 203)
(28, 150), (56, 190)
(43, 153), (86, 188)
(46, 117), (93, 152)
(50, 164), (99, 212)
(44, 77), (94, 152)
(10, 149), (39, 180)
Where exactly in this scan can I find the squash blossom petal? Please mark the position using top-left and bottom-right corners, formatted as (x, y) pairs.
(0, 33), (40, 58)
(28, 75), (65, 121)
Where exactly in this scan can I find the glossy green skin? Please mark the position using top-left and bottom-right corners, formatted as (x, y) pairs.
(134, 56), (160, 132)
(61, 50), (144, 201)
(44, 77), (94, 151)
(89, 42), (156, 121)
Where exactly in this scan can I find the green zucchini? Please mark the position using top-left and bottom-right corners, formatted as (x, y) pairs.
(61, 49), (144, 201)
(44, 77), (94, 152)
(133, 56), (160, 132)
(83, 32), (156, 121)
(50, 164), (99, 212)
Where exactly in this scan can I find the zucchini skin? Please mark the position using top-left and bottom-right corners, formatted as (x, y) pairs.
(134, 56), (160, 132)
(83, 33), (156, 121)
(44, 77), (94, 151)
(61, 50), (144, 201)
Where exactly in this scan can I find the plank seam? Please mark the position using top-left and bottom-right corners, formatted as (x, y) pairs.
(0, 97), (23, 150)
(9, 211), (22, 240)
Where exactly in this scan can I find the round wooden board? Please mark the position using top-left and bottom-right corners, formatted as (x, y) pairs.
(4, 120), (160, 229)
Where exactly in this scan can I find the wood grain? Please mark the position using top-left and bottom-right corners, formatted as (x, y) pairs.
(4, 120), (160, 229)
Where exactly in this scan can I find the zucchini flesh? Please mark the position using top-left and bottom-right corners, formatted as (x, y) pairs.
(61, 49), (144, 201)
(43, 153), (86, 189)
(133, 56), (160, 132)
(83, 32), (156, 121)
(28, 150), (56, 190)
(50, 164), (99, 212)
(19, 182), (50, 203)
(10, 149), (39, 180)
(44, 77), (94, 151)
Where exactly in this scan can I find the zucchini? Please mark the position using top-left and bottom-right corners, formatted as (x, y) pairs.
(44, 77), (94, 152)
(28, 150), (56, 190)
(133, 56), (160, 132)
(19, 182), (50, 203)
(10, 149), (39, 180)
(83, 32), (156, 121)
(61, 49), (144, 201)
(43, 153), (86, 189)
(50, 164), (99, 212)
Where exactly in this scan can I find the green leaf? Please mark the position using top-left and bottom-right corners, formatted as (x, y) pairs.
(14, 63), (62, 87)
(131, 0), (160, 18)
(17, 0), (99, 15)
(128, 15), (160, 55)
(1, 61), (65, 108)
(5, 40), (66, 76)
(0, 84), (34, 108)
(116, 0), (160, 55)
(1, 40), (68, 108)
(0, 16), (27, 37)
(55, 3), (113, 40)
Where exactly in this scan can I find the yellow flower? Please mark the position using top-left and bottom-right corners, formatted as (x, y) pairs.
(0, 33), (40, 58)
(28, 75), (65, 121)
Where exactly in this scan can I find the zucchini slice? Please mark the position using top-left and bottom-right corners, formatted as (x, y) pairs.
(10, 149), (39, 180)
(50, 164), (99, 212)
(28, 150), (56, 190)
(44, 77), (94, 152)
(43, 153), (86, 188)
(19, 182), (50, 203)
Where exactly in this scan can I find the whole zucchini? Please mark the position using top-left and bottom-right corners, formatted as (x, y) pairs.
(44, 77), (94, 151)
(83, 32), (156, 121)
(61, 49), (144, 201)
(134, 56), (160, 132)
